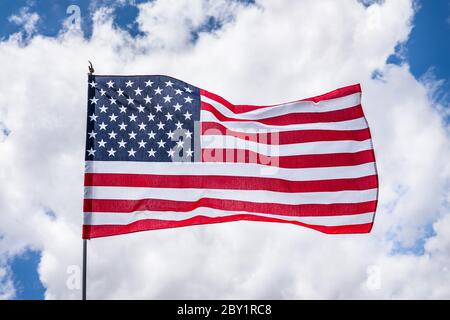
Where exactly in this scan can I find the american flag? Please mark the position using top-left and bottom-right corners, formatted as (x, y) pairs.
(83, 75), (378, 239)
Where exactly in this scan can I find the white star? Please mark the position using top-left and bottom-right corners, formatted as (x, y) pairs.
(147, 113), (155, 121)
(125, 80), (134, 88)
(128, 131), (137, 139)
(98, 139), (107, 148)
(154, 87), (163, 95)
(165, 112), (173, 121)
(127, 97), (134, 105)
(184, 86), (192, 93)
(138, 122), (147, 131)
(184, 130), (193, 139)
(90, 97), (98, 105)
(99, 122), (108, 130)
(107, 148), (116, 157)
(127, 148), (136, 157)
(174, 89), (183, 95)
(145, 80), (153, 87)
(175, 121), (183, 129)
(183, 111), (192, 120)
(107, 80), (114, 88)
(99, 88), (106, 96)
(165, 80), (173, 87)
(186, 148), (194, 157)
(128, 114), (137, 122)
(157, 139), (166, 148)
(173, 103), (182, 111)
(144, 95), (152, 104)
(184, 96), (193, 103)
(137, 105), (145, 113)
(134, 87), (142, 95)
(166, 131), (175, 139)
(89, 113), (98, 122)
(157, 121), (165, 130)
(88, 130), (97, 139)
(109, 97), (117, 105)
(155, 104), (163, 112)
(138, 140), (147, 148)
(108, 131), (117, 139)
(118, 139), (127, 148)
(163, 95), (172, 103)
(176, 140), (184, 148)
(119, 106), (127, 113)
(99, 105), (108, 113)
(118, 122), (127, 130)
(167, 149), (175, 157)
(147, 130), (156, 139)
(87, 147), (96, 156)
(109, 113), (118, 122)
(89, 81), (97, 88)
(117, 88), (124, 96)
(147, 148), (156, 157)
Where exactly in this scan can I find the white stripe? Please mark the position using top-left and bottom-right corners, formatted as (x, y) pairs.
(84, 209), (374, 227)
(201, 92), (361, 120)
(201, 110), (368, 132)
(201, 135), (373, 156)
(84, 187), (378, 205)
(85, 161), (376, 181)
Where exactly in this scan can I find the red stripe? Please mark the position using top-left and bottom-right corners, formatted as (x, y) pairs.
(300, 84), (361, 103)
(199, 84), (361, 114)
(200, 89), (248, 113)
(85, 173), (378, 193)
(84, 198), (377, 217)
(201, 122), (372, 144)
(83, 215), (373, 239)
(202, 102), (364, 125)
(201, 149), (375, 168)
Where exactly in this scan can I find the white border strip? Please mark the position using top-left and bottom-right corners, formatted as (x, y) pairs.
(201, 110), (368, 132)
(84, 209), (375, 227)
(84, 187), (378, 205)
(201, 92), (361, 119)
(201, 135), (373, 156)
(84, 161), (377, 181)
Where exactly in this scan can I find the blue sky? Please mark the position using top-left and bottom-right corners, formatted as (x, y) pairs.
(0, 0), (448, 300)
(9, 249), (45, 299)
(403, 0), (450, 103)
(0, 0), (147, 39)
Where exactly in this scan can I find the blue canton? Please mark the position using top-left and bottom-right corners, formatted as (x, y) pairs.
(85, 75), (200, 162)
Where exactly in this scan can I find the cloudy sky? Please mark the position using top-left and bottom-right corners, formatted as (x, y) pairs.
(0, 0), (449, 300)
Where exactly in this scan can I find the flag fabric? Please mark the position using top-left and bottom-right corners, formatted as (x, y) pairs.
(83, 75), (378, 239)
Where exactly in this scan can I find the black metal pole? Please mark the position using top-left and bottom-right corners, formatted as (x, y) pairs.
(83, 61), (93, 301)
(82, 239), (87, 300)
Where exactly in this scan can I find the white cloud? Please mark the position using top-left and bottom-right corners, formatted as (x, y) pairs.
(0, 0), (449, 299)
(135, 0), (242, 50)
(8, 7), (40, 41)
(0, 262), (15, 299)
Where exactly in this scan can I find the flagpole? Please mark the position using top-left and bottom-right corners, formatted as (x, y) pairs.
(82, 239), (87, 300)
(82, 61), (94, 301)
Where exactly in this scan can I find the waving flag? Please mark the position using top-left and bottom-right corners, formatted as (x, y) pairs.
(83, 75), (378, 239)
